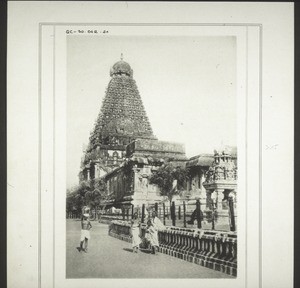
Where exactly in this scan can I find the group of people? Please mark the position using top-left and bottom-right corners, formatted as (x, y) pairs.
(130, 210), (165, 254)
(78, 207), (165, 255)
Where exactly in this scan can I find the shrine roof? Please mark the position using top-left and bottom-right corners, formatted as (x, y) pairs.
(126, 138), (186, 155)
(186, 154), (214, 168)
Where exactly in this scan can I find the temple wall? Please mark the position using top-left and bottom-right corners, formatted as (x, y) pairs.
(106, 168), (133, 202)
(131, 166), (164, 206)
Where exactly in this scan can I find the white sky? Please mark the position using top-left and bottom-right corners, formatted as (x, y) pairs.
(67, 36), (236, 188)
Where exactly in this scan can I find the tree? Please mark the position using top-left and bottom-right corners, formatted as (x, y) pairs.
(65, 181), (90, 218)
(66, 178), (113, 221)
(66, 188), (76, 216)
(66, 186), (85, 217)
(93, 178), (115, 222)
(149, 164), (188, 205)
(85, 178), (107, 220)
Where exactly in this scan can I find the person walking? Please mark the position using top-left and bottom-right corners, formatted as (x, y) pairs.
(79, 213), (92, 253)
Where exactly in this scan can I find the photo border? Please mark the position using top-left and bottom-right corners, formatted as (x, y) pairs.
(38, 22), (262, 288)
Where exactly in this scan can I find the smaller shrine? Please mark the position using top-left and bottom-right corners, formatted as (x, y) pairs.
(102, 138), (187, 209)
(184, 154), (214, 210)
(203, 147), (237, 231)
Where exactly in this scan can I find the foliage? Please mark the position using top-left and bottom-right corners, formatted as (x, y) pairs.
(149, 164), (188, 204)
(85, 178), (108, 209)
(66, 178), (109, 219)
(66, 186), (85, 215)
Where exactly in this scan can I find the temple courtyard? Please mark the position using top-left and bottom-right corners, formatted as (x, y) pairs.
(66, 219), (233, 279)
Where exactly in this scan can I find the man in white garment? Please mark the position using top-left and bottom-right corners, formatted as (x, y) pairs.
(149, 210), (165, 254)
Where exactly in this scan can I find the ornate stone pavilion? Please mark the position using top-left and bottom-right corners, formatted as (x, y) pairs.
(203, 147), (237, 208)
(79, 56), (187, 207)
(202, 147), (237, 230)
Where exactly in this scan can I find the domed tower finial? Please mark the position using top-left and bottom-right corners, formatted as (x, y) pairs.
(110, 56), (133, 77)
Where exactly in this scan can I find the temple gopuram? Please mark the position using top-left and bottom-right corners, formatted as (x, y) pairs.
(79, 55), (187, 208)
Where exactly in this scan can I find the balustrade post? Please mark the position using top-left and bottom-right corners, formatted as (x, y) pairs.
(208, 237), (214, 253)
(193, 235), (197, 252)
(228, 241), (233, 258)
(183, 201), (186, 228)
(196, 237), (200, 252)
(178, 205), (181, 220)
(233, 241), (237, 259)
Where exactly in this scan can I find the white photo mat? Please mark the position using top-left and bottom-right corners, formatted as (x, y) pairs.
(43, 23), (254, 288)
(7, 2), (293, 288)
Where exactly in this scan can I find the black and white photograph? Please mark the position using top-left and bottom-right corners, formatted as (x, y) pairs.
(7, 2), (294, 288)
(66, 34), (237, 278)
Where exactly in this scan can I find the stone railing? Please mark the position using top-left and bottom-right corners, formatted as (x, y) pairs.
(100, 215), (124, 225)
(108, 221), (237, 276)
(157, 226), (237, 276)
(108, 220), (132, 243)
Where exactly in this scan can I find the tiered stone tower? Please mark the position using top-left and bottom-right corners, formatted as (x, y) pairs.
(80, 55), (157, 181)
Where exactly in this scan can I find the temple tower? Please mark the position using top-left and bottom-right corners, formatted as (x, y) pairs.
(80, 55), (156, 181)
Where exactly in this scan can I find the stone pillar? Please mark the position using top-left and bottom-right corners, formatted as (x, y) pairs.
(230, 190), (237, 213)
(200, 171), (207, 211)
(206, 190), (213, 209)
(228, 191), (236, 231)
(215, 189), (225, 210)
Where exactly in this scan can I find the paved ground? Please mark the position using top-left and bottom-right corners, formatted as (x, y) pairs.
(66, 219), (233, 279)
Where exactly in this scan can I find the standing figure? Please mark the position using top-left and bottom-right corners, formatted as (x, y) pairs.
(145, 219), (156, 254)
(79, 213), (92, 253)
(147, 211), (165, 254)
(130, 212), (141, 253)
